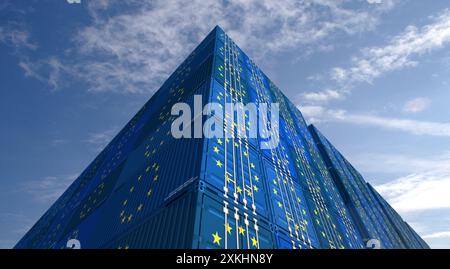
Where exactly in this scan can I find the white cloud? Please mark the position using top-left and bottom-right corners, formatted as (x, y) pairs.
(0, 26), (37, 50)
(52, 138), (68, 146)
(67, 0), (81, 4)
(367, 0), (382, 4)
(337, 113), (450, 136)
(19, 57), (68, 89)
(299, 105), (450, 137)
(315, 9), (450, 95)
(423, 231), (450, 239)
(22, 174), (77, 203)
(299, 105), (345, 123)
(85, 127), (118, 151)
(298, 105), (326, 123)
(375, 160), (450, 212)
(302, 89), (343, 103)
(21, 0), (393, 93)
(352, 152), (444, 175)
(402, 97), (431, 113)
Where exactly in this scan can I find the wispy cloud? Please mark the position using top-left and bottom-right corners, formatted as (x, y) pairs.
(18, 57), (69, 89)
(423, 231), (450, 239)
(51, 138), (68, 146)
(375, 152), (450, 213)
(352, 152), (445, 175)
(332, 8), (450, 86)
(21, 174), (77, 204)
(298, 105), (336, 123)
(18, 0), (394, 93)
(84, 127), (117, 152)
(306, 8), (450, 100)
(300, 105), (450, 137)
(402, 97), (431, 113)
(0, 25), (37, 51)
(301, 89), (343, 104)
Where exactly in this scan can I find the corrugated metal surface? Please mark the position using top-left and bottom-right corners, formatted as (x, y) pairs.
(308, 124), (430, 249)
(15, 26), (217, 249)
(366, 183), (430, 249)
(106, 190), (198, 249)
(15, 26), (428, 249)
(193, 189), (274, 249)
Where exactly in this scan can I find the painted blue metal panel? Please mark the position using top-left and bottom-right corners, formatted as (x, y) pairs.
(194, 192), (274, 249)
(263, 158), (320, 248)
(15, 25), (428, 249)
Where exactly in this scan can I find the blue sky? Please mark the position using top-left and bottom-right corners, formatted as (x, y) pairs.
(1, 0), (450, 248)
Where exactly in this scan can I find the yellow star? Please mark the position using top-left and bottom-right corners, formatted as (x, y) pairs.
(295, 224), (299, 231)
(213, 146), (220, 153)
(137, 204), (143, 212)
(147, 189), (152, 197)
(238, 226), (245, 235)
(250, 163), (255, 169)
(253, 185), (258, 192)
(137, 175), (142, 181)
(251, 236), (258, 247)
(225, 223), (232, 234)
(216, 160), (223, 167)
(127, 214), (133, 222)
(212, 232), (222, 246)
(273, 179), (277, 185)
(273, 188), (278, 195)
(217, 139), (223, 145)
(236, 186), (242, 193)
(243, 151), (248, 157)
(225, 138), (230, 143)
(153, 175), (159, 181)
(277, 201), (282, 208)
(254, 175), (259, 181)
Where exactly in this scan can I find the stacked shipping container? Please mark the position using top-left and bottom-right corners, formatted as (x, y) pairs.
(15, 26), (428, 249)
(309, 125), (429, 249)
